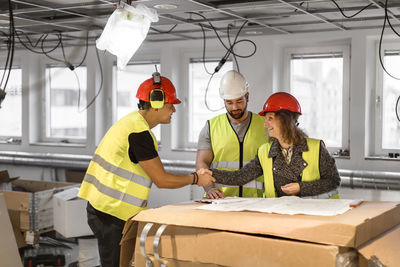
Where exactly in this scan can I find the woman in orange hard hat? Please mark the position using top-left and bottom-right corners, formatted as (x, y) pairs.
(206, 92), (340, 199)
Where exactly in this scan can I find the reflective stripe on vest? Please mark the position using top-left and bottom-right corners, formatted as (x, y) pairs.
(258, 138), (339, 199)
(209, 113), (267, 197)
(83, 173), (148, 208)
(78, 111), (157, 221)
(215, 180), (264, 190)
(92, 154), (152, 189)
(210, 161), (251, 169)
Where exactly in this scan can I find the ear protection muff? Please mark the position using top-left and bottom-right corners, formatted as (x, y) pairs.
(150, 72), (165, 109)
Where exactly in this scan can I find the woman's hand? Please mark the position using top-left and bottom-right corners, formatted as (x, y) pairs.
(281, 182), (300, 196)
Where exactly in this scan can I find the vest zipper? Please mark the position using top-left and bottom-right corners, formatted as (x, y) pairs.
(239, 141), (243, 197)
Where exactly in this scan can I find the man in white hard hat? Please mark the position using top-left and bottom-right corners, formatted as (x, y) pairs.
(196, 70), (267, 199)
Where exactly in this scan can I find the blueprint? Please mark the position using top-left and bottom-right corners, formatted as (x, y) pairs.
(196, 196), (362, 216)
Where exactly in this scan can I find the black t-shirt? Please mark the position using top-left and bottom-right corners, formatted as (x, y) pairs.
(128, 131), (158, 164)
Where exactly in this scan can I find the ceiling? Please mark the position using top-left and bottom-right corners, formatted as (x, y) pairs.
(0, 0), (400, 50)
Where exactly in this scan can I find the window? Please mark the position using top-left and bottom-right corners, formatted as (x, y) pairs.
(286, 46), (350, 151)
(45, 65), (87, 141)
(113, 62), (161, 141)
(188, 59), (233, 144)
(375, 47), (400, 153)
(0, 67), (22, 143)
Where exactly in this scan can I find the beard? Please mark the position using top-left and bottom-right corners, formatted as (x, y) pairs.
(228, 109), (246, 119)
(227, 102), (248, 119)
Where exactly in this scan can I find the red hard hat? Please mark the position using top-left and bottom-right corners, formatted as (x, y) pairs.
(259, 92), (301, 116)
(136, 76), (181, 105)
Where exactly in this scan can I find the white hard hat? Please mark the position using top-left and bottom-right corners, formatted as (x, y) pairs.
(219, 70), (249, 100)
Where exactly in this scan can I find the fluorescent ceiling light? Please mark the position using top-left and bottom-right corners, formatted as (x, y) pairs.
(245, 31), (262, 35)
(154, 4), (178, 9)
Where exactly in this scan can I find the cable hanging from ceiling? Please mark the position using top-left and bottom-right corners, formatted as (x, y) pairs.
(331, 0), (400, 122)
(185, 11), (257, 112)
(0, 0), (15, 108)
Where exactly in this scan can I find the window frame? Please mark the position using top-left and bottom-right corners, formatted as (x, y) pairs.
(112, 59), (161, 141)
(0, 59), (22, 144)
(42, 62), (88, 144)
(374, 42), (400, 155)
(178, 49), (233, 149)
(283, 45), (350, 153)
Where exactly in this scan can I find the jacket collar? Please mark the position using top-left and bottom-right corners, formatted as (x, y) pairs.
(268, 138), (308, 157)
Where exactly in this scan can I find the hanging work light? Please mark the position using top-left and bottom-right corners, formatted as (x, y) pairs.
(96, 2), (159, 70)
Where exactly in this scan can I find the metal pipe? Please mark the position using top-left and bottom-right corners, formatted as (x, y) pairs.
(1, 151), (400, 190)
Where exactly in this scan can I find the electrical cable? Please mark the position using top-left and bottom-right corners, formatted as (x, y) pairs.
(82, 46), (104, 111)
(0, 0), (15, 100)
(203, 72), (224, 112)
(378, 0), (400, 81)
(185, 12), (257, 112)
(377, 0), (400, 123)
(330, 0), (372, 19)
(15, 30), (62, 55)
(227, 23), (239, 72)
(150, 24), (178, 34)
(396, 95), (400, 122)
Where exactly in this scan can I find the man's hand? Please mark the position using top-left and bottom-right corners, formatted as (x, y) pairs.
(206, 188), (225, 199)
(197, 168), (212, 175)
(196, 169), (215, 187)
(281, 182), (300, 196)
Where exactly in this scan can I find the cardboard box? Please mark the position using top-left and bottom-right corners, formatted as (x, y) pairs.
(0, 179), (74, 234)
(0, 170), (19, 191)
(0, 194), (23, 267)
(53, 187), (93, 238)
(121, 201), (400, 267)
(65, 170), (85, 183)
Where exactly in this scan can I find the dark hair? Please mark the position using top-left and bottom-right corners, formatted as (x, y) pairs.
(274, 109), (307, 145)
(137, 100), (151, 110)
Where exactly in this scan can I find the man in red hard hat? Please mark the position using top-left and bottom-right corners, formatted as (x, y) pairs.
(78, 72), (215, 267)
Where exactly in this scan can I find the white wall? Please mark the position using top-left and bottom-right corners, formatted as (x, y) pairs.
(1, 28), (399, 202)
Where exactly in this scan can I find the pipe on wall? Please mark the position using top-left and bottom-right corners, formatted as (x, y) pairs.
(1, 151), (400, 190)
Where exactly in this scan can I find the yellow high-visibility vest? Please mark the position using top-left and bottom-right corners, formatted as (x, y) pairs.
(210, 112), (267, 197)
(78, 111), (157, 221)
(258, 138), (339, 199)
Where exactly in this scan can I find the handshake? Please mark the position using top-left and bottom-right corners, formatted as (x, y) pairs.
(195, 168), (215, 187)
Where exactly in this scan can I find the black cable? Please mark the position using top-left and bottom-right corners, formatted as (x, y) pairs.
(227, 23), (239, 72)
(396, 95), (400, 122)
(15, 30), (62, 55)
(187, 12), (257, 60)
(378, 0), (400, 81)
(378, 0), (400, 123)
(0, 0), (15, 93)
(75, 31), (89, 69)
(150, 24), (178, 34)
(185, 12), (257, 112)
(198, 22), (213, 75)
(82, 46), (104, 111)
(40, 33), (66, 64)
(204, 73), (224, 112)
(330, 0), (372, 19)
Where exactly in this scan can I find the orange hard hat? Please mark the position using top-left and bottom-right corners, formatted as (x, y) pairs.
(259, 92), (301, 116)
(136, 75), (181, 105)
